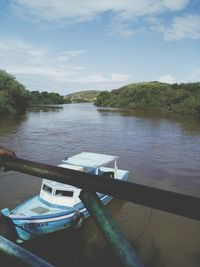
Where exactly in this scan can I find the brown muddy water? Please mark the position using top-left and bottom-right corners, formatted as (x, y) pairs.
(0, 103), (200, 267)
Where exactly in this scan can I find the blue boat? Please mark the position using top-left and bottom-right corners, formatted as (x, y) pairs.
(1, 152), (129, 242)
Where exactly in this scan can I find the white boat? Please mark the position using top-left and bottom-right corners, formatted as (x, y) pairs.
(1, 152), (129, 242)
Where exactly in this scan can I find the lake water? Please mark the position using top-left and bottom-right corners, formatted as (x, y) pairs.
(0, 103), (200, 267)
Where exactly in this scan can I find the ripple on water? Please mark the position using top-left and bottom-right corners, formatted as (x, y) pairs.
(0, 104), (200, 266)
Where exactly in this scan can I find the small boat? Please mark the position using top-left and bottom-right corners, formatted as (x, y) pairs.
(1, 152), (129, 242)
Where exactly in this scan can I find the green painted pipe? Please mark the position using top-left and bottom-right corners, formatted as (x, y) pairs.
(80, 191), (144, 267)
(0, 235), (54, 267)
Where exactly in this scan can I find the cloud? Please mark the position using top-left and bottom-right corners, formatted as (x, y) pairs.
(186, 67), (200, 82)
(56, 50), (87, 61)
(0, 39), (130, 93)
(158, 74), (177, 84)
(162, 0), (189, 11)
(74, 73), (130, 83)
(111, 74), (130, 82)
(11, 1), (197, 40)
(149, 14), (200, 41)
(109, 16), (145, 38)
(12, 0), (190, 23)
(164, 14), (200, 41)
(0, 39), (79, 78)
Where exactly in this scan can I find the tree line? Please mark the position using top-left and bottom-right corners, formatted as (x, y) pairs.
(2, 69), (200, 116)
(0, 70), (70, 114)
(94, 81), (200, 116)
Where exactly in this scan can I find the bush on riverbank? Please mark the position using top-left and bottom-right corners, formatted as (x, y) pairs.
(94, 82), (200, 116)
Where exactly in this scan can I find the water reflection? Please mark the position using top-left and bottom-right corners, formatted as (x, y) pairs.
(98, 108), (200, 134)
(27, 105), (63, 113)
(0, 113), (27, 135)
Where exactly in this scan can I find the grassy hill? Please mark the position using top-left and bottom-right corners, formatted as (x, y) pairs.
(65, 90), (100, 103)
(94, 81), (200, 116)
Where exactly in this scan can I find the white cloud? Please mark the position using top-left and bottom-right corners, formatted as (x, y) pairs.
(111, 74), (130, 82)
(0, 39), (130, 93)
(162, 0), (189, 10)
(12, 0), (189, 23)
(74, 73), (130, 83)
(11, 1), (197, 40)
(186, 67), (200, 82)
(148, 14), (200, 41)
(57, 50), (87, 61)
(109, 17), (145, 38)
(164, 14), (200, 41)
(158, 74), (177, 84)
(0, 39), (78, 78)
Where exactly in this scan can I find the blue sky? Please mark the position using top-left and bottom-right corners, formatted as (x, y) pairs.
(0, 0), (200, 94)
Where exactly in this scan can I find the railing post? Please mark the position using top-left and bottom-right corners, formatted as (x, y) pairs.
(0, 235), (54, 267)
(80, 190), (144, 267)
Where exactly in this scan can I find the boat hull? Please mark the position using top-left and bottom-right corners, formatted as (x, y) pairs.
(3, 194), (114, 242)
(2, 171), (128, 242)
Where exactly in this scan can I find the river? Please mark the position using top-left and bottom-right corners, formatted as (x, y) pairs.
(0, 103), (200, 267)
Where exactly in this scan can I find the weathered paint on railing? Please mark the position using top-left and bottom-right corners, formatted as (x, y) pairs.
(1, 156), (200, 221)
(80, 191), (144, 267)
(0, 235), (54, 267)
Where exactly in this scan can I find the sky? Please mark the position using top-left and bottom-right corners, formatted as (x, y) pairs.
(0, 0), (199, 95)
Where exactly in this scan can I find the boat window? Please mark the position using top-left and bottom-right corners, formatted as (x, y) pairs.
(42, 184), (53, 194)
(55, 190), (74, 197)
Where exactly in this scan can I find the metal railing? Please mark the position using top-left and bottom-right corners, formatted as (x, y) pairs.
(1, 156), (200, 221)
(0, 155), (200, 267)
(0, 235), (54, 267)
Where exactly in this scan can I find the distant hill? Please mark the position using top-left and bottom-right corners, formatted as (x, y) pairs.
(65, 90), (100, 103)
(94, 81), (200, 116)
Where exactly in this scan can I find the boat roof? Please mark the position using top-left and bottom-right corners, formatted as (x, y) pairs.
(58, 164), (84, 171)
(63, 152), (118, 168)
(42, 153), (118, 189)
(42, 164), (83, 189)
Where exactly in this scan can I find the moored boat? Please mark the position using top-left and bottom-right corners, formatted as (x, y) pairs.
(1, 152), (129, 242)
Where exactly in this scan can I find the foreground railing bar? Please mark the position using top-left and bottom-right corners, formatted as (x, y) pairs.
(1, 156), (200, 221)
(0, 235), (54, 267)
(80, 191), (144, 267)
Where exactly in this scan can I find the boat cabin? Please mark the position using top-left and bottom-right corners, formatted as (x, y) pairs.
(39, 152), (119, 208)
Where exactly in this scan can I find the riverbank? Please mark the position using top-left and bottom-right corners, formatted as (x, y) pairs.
(94, 81), (200, 116)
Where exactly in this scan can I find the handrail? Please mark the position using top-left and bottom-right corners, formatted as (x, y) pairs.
(0, 235), (54, 267)
(0, 156), (200, 221)
(80, 191), (144, 267)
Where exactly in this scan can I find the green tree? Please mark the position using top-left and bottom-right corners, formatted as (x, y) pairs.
(94, 82), (200, 116)
(0, 70), (29, 113)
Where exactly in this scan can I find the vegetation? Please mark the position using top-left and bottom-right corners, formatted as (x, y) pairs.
(94, 81), (200, 116)
(65, 90), (100, 103)
(0, 69), (70, 114)
(0, 70), (29, 113)
(2, 69), (199, 116)
(28, 91), (70, 106)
